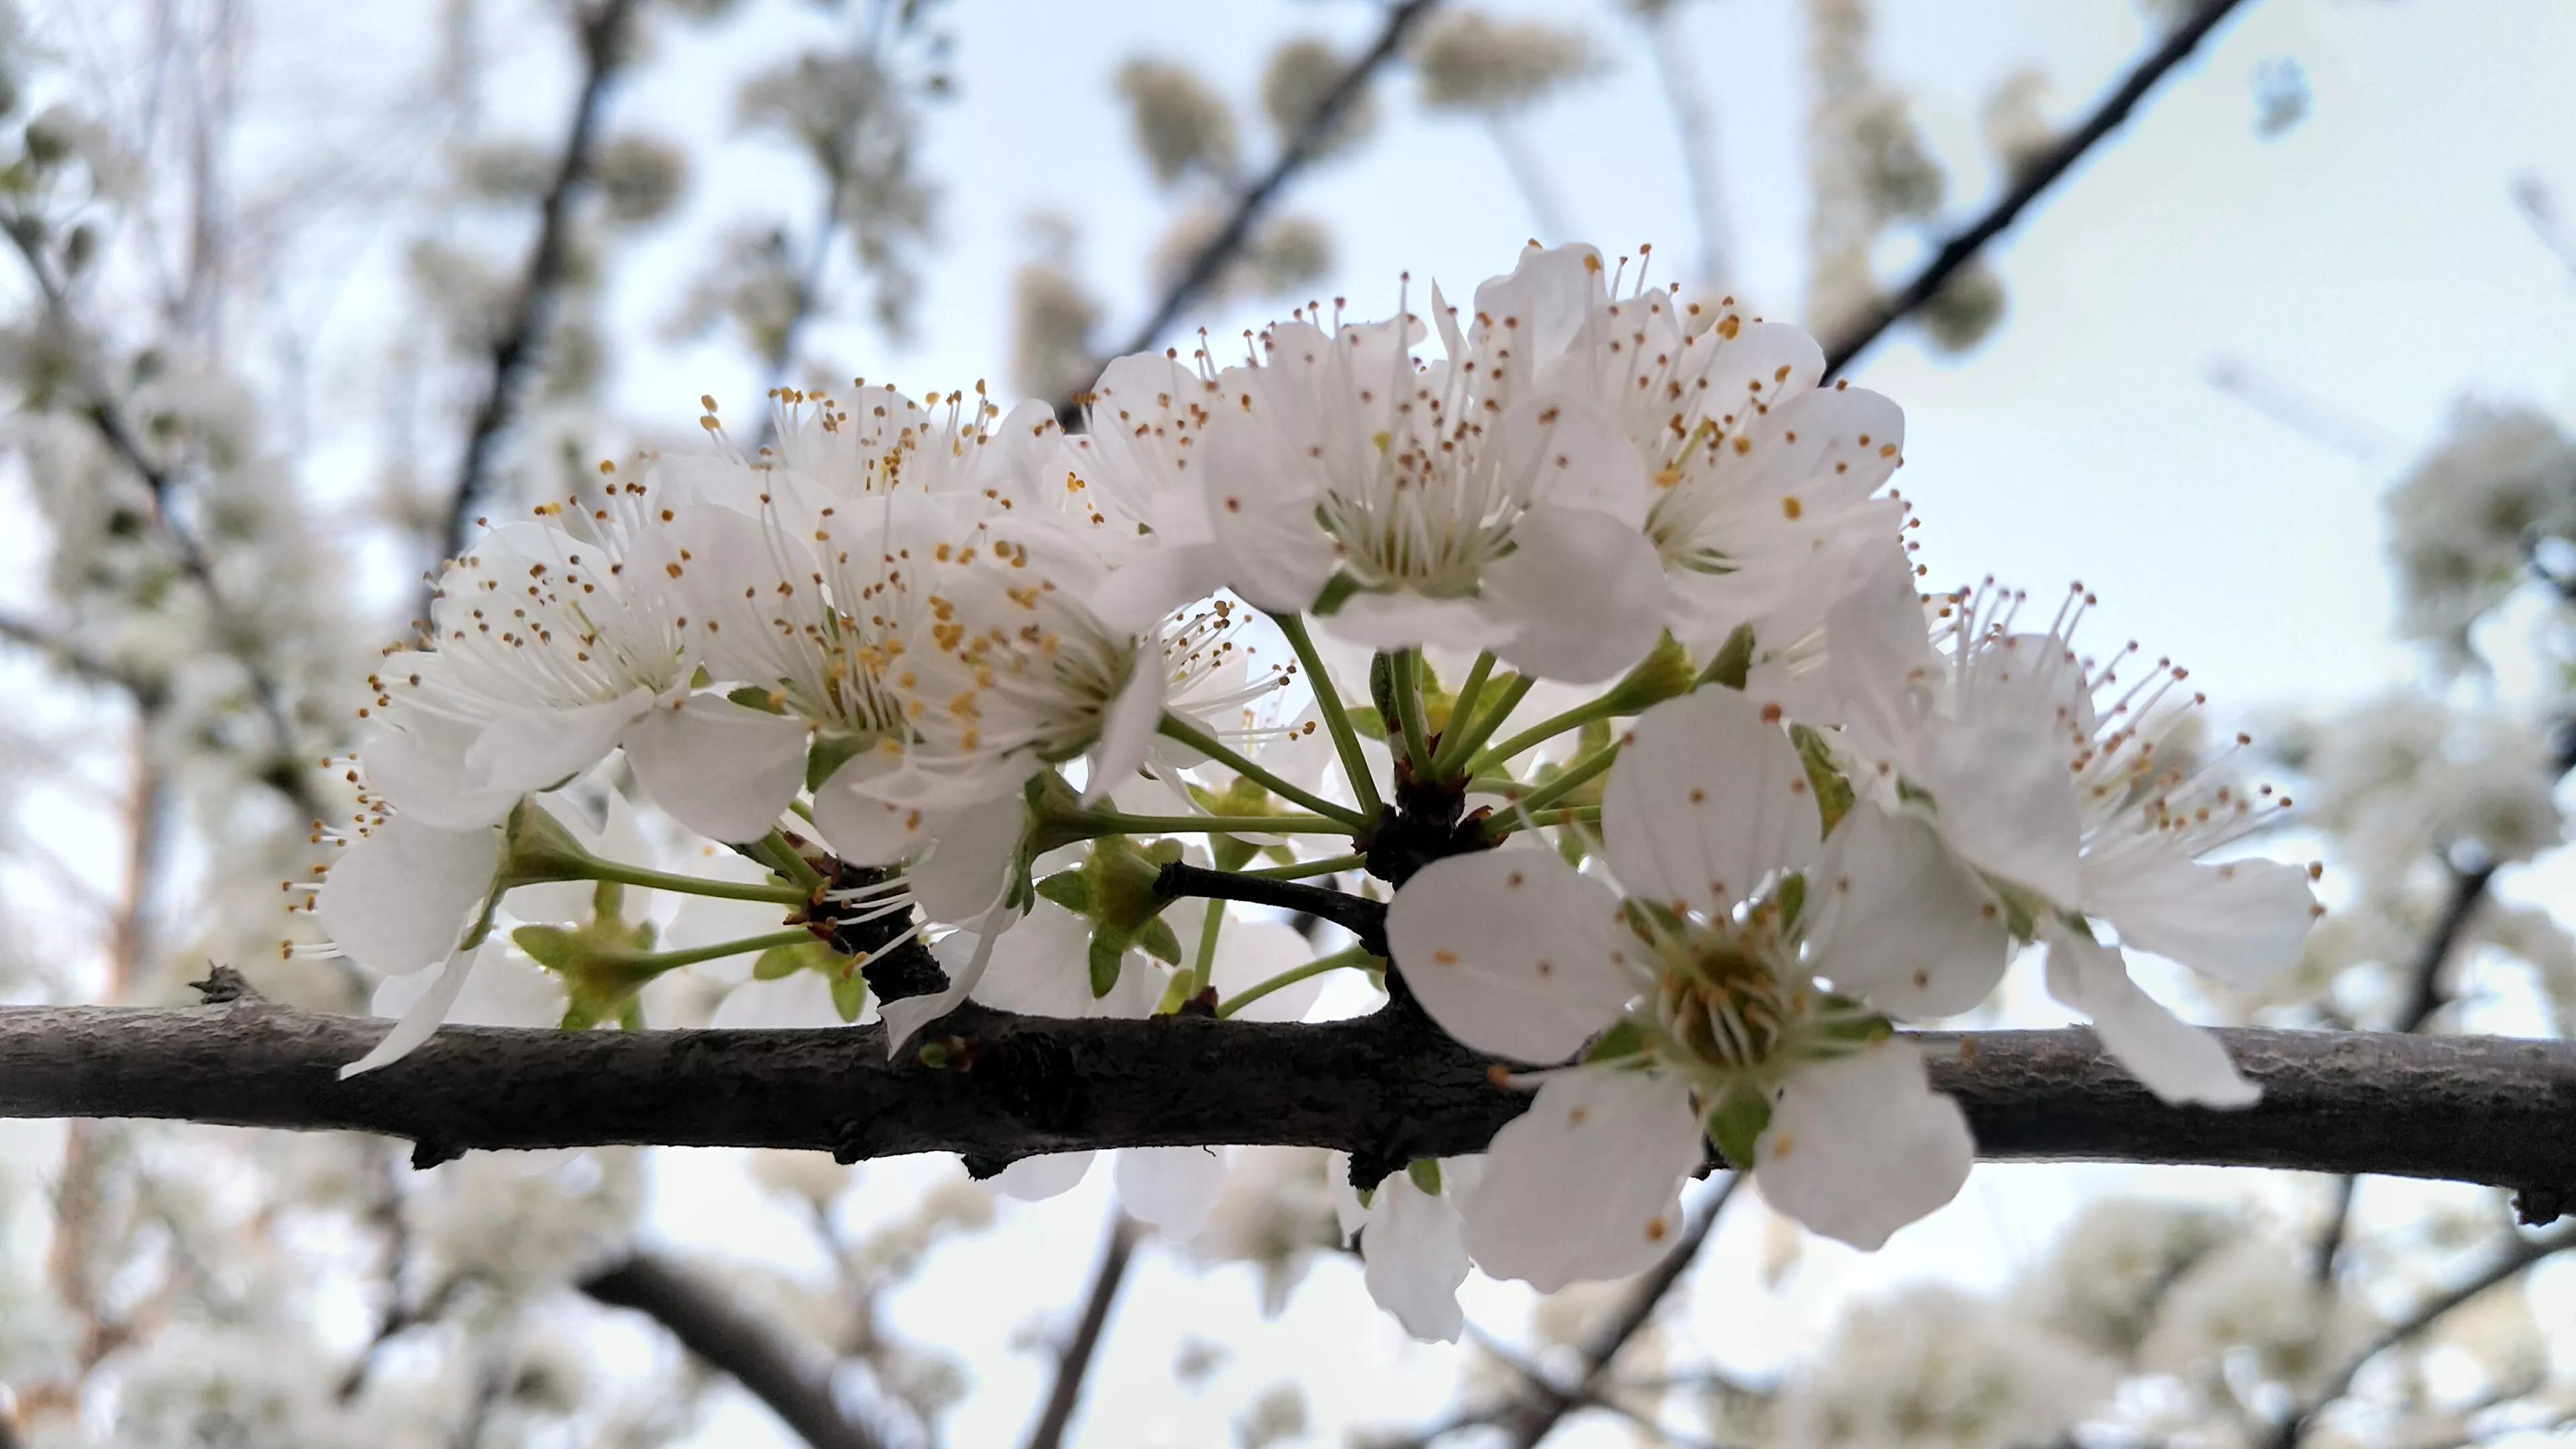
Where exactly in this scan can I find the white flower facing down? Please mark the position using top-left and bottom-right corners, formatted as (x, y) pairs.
(1328, 1157), (1476, 1344)
(1385, 688), (1978, 1287)
(1192, 266), (1668, 684)
(1827, 576), (2322, 1105)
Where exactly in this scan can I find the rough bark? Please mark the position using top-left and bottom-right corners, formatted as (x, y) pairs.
(1, 998), (2569, 1218)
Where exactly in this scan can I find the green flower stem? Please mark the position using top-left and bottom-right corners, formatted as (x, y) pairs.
(759, 829), (828, 895)
(1432, 651), (1497, 772)
(1185, 898), (1228, 1003)
(1076, 811), (1364, 839)
(1468, 694), (1620, 776)
(1442, 674), (1535, 771)
(1240, 851), (1366, 881)
(1484, 803), (1602, 841)
(1158, 713), (1373, 830)
(1217, 945), (1376, 1019)
(1271, 612), (1384, 820)
(619, 928), (822, 976)
(1391, 648), (1437, 780)
(578, 859), (811, 906)
(1507, 740), (1621, 816)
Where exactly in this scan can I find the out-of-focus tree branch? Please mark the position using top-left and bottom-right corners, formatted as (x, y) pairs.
(435, 0), (638, 570)
(580, 1251), (885, 1449)
(1824, 0), (2250, 376)
(3, 999), (2572, 1216)
(1020, 1212), (1142, 1449)
(1055, 0), (1443, 425)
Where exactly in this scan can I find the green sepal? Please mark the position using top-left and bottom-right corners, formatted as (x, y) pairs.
(1406, 1159), (1444, 1195)
(828, 967), (867, 1023)
(1084, 833), (1174, 938)
(1088, 931), (1125, 998)
(1699, 624), (1756, 690)
(752, 944), (808, 979)
(1035, 871), (1091, 914)
(806, 729), (881, 793)
(1810, 1000), (1894, 1046)
(1788, 724), (1856, 837)
(1705, 1082), (1773, 1169)
(1584, 1018), (1650, 1063)
(1369, 651), (1400, 732)
(1601, 630), (1696, 714)
(1345, 705), (1389, 741)
(1774, 871), (1808, 932)
(1136, 914), (1184, 966)
(726, 685), (786, 714)
(1313, 572), (1364, 616)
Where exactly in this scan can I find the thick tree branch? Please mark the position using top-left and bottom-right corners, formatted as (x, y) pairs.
(1020, 1212), (1141, 1449)
(579, 1251), (883, 1449)
(2, 1000), (2570, 1215)
(435, 0), (637, 568)
(1054, 0), (1441, 425)
(1823, 0), (2249, 376)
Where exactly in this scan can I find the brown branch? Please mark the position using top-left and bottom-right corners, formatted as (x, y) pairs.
(435, 0), (637, 568)
(0, 613), (155, 698)
(580, 1252), (884, 1449)
(1823, 0), (2250, 376)
(2, 1000), (2571, 1216)
(1020, 1212), (1142, 1449)
(1053, 0), (1442, 425)
(2272, 1222), (2576, 1448)
(1497, 1177), (1741, 1448)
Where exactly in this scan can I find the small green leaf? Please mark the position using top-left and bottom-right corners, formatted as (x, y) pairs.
(1344, 705), (1389, 741)
(1405, 1159), (1444, 1195)
(511, 924), (578, 971)
(829, 968), (867, 1023)
(1089, 932), (1125, 998)
(752, 944), (808, 979)
(1369, 651), (1400, 730)
(806, 729), (880, 792)
(1313, 572), (1364, 616)
(1583, 1018), (1650, 1063)
(1775, 871), (1808, 932)
(1035, 871), (1091, 914)
(1137, 914), (1184, 965)
(726, 685), (786, 714)
(1705, 1083), (1772, 1169)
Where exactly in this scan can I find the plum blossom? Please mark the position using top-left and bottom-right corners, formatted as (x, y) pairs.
(1329, 1157), (1475, 1342)
(1824, 576), (2321, 1104)
(1385, 687), (1977, 1283)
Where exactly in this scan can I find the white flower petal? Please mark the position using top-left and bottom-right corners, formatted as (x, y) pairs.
(1915, 716), (2082, 907)
(908, 794), (1027, 924)
(1361, 1173), (1470, 1343)
(1322, 590), (1507, 657)
(317, 814), (500, 976)
(1484, 504), (1667, 685)
(989, 1151), (1097, 1202)
(2082, 851), (2318, 989)
(623, 694), (809, 843)
(1809, 802), (2009, 1019)
(1604, 689), (1822, 920)
(374, 938), (564, 1028)
(811, 752), (931, 867)
(967, 901), (1115, 1018)
(2044, 925), (2258, 1108)
(463, 688), (655, 796)
(1461, 1067), (1703, 1291)
(879, 903), (1016, 1055)
(710, 969), (850, 1028)
(339, 947), (478, 1078)
(1754, 1039), (1972, 1250)
(1116, 1146), (1228, 1238)
(362, 712), (521, 829)
(1080, 653), (1169, 807)
(1384, 849), (1634, 1063)
(1208, 919), (1330, 1024)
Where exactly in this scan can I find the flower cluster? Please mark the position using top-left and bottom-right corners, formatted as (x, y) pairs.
(301, 241), (2319, 1341)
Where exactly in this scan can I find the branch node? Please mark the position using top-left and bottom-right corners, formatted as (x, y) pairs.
(410, 1138), (462, 1171)
(189, 963), (258, 1004)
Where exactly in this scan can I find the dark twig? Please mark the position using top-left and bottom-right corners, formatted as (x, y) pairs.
(1496, 1177), (1739, 1448)
(1823, 0), (2250, 376)
(1054, 0), (1442, 425)
(2271, 1222), (2576, 1448)
(1020, 1212), (1142, 1449)
(1157, 861), (1387, 954)
(4, 1002), (2573, 1214)
(435, 0), (637, 569)
(581, 1252), (884, 1449)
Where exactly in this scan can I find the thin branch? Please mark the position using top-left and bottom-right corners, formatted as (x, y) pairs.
(1020, 1212), (1141, 1449)
(3, 1002), (2573, 1214)
(1823, 0), (2251, 376)
(1497, 1177), (1741, 1448)
(1055, 0), (1442, 424)
(580, 1252), (884, 1449)
(0, 612), (154, 697)
(435, 0), (638, 568)
(2272, 1222), (2576, 1448)
(1159, 860), (1388, 954)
